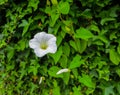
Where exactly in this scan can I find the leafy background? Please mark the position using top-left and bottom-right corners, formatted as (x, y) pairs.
(0, 0), (120, 95)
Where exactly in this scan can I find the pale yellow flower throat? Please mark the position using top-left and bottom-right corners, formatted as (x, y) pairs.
(40, 42), (48, 50)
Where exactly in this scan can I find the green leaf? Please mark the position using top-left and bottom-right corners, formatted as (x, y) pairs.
(0, 0), (8, 5)
(98, 35), (108, 43)
(109, 49), (120, 65)
(28, 0), (39, 11)
(73, 86), (82, 95)
(19, 20), (28, 27)
(19, 19), (33, 36)
(116, 67), (120, 77)
(51, 0), (58, 5)
(50, 13), (60, 27)
(50, 46), (62, 64)
(58, 1), (70, 14)
(53, 80), (60, 95)
(79, 39), (87, 53)
(100, 18), (116, 25)
(7, 46), (14, 61)
(78, 74), (95, 88)
(81, 9), (92, 19)
(69, 40), (77, 51)
(89, 24), (100, 33)
(117, 83), (120, 94)
(104, 86), (115, 95)
(28, 60), (40, 75)
(75, 27), (94, 40)
(97, 66), (110, 81)
(117, 44), (120, 54)
(56, 35), (63, 46)
(63, 73), (70, 85)
(72, 68), (78, 78)
(69, 54), (84, 69)
(15, 39), (27, 51)
(62, 43), (70, 56)
(48, 66), (63, 78)
(59, 55), (68, 68)
(53, 86), (60, 95)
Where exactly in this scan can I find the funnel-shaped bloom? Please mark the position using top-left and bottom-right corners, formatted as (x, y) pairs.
(29, 32), (57, 57)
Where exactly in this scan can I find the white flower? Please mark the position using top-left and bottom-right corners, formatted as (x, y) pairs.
(29, 32), (57, 57)
(56, 68), (70, 75)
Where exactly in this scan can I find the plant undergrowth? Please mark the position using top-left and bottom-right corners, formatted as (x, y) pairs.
(0, 0), (120, 95)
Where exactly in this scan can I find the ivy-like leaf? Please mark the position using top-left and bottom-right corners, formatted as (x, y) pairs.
(78, 74), (95, 88)
(69, 54), (84, 69)
(75, 27), (94, 40)
(58, 1), (70, 14)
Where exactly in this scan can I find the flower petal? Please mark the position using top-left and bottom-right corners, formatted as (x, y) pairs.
(44, 34), (56, 41)
(29, 39), (40, 49)
(34, 32), (46, 43)
(47, 44), (57, 53)
(34, 48), (49, 57)
(47, 37), (57, 53)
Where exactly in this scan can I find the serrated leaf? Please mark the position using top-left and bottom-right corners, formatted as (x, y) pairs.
(58, 1), (70, 14)
(75, 27), (94, 40)
(69, 54), (84, 69)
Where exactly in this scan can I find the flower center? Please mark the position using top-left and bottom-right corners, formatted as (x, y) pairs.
(40, 43), (48, 50)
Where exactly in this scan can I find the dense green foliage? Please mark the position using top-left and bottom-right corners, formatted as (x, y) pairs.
(0, 0), (120, 95)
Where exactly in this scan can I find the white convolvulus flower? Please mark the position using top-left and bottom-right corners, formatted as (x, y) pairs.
(56, 68), (70, 75)
(29, 32), (57, 57)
